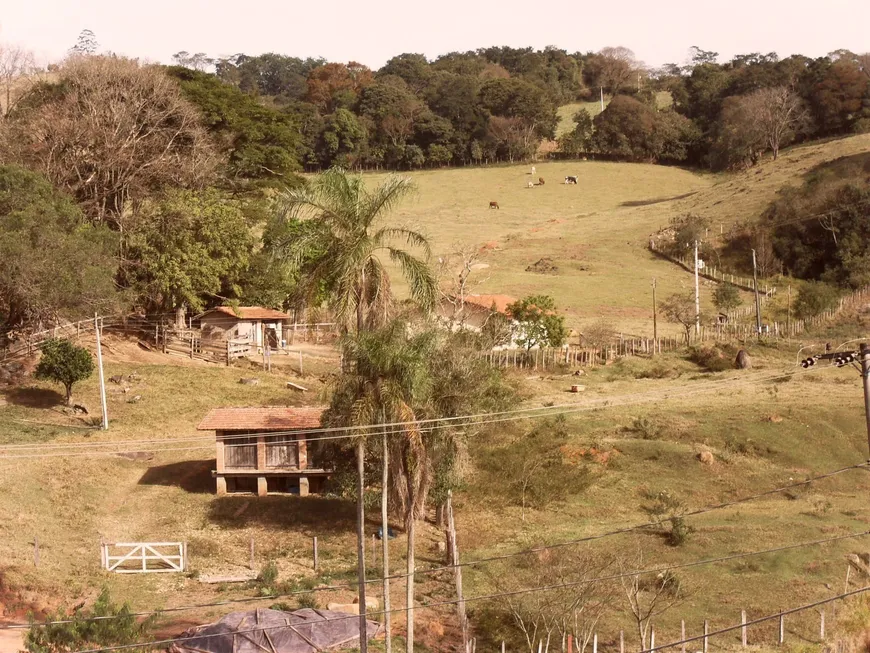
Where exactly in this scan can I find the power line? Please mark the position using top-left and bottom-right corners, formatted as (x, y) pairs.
(6, 471), (867, 631)
(60, 575), (870, 653)
(0, 364), (835, 459)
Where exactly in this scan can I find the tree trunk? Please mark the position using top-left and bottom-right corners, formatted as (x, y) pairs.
(356, 438), (368, 653)
(382, 423), (392, 653)
(406, 514), (416, 653)
(65, 385), (73, 406)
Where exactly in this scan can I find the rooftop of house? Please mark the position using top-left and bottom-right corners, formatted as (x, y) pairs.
(197, 406), (326, 432)
(462, 294), (518, 315)
(196, 306), (290, 321)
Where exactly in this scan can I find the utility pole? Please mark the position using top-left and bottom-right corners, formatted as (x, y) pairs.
(381, 410), (392, 653)
(694, 241), (700, 336)
(786, 285), (792, 339)
(752, 249), (762, 336)
(94, 314), (108, 430)
(355, 437), (368, 653)
(652, 278), (658, 355)
(600, 87), (605, 112)
(861, 343), (870, 459)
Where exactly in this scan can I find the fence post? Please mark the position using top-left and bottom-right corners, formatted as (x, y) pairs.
(741, 609), (747, 647)
(619, 630), (624, 653)
(703, 620), (709, 653)
(182, 541), (188, 571)
(226, 340), (231, 366)
(820, 609), (825, 641)
(313, 536), (319, 571)
(681, 620), (686, 653)
(190, 335), (194, 359)
(593, 632), (597, 653)
(299, 350), (304, 376)
(779, 610), (785, 646)
(249, 537), (255, 570)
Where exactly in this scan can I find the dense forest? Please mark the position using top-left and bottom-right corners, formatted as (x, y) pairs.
(166, 45), (870, 171)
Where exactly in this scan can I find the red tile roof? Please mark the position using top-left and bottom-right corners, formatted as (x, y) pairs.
(463, 294), (518, 315)
(199, 306), (290, 321)
(197, 406), (326, 432)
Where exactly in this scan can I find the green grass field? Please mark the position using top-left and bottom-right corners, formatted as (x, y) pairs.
(3, 134), (870, 651)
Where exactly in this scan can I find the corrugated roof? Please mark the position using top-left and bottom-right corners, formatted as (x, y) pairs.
(197, 406), (326, 431)
(463, 294), (518, 315)
(198, 306), (290, 321)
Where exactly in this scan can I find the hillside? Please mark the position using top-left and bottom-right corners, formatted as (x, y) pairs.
(380, 133), (870, 336)
(4, 139), (870, 652)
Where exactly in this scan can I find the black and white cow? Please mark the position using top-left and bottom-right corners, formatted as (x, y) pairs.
(565, 175), (578, 185)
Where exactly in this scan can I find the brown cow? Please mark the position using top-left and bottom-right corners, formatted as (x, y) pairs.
(489, 201), (499, 209)
(538, 177), (545, 185)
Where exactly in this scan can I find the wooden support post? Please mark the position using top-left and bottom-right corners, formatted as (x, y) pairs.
(249, 537), (255, 570)
(741, 610), (747, 647)
(650, 628), (655, 651)
(299, 350), (304, 376)
(567, 634), (573, 653)
(226, 340), (231, 366)
(593, 632), (597, 653)
(183, 541), (188, 572)
(190, 335), (194, 358)
(703, 620), (709, 653)
(619, 630), (624, 653)
(681, 620), (686, 653)
(820, 609), (825, 641)
(372, 533), (377, 569)
(313, 536), (319, 571)
(501, 643), (505, 653)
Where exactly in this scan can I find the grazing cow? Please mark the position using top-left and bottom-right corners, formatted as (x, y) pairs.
(565, 176), (578, 185)
(538, 177), (545, 185)
(489, 201), (499, 209)
(527, 181), (534, 188)
(531, 166), (536, 175)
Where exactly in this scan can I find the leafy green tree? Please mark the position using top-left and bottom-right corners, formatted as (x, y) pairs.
(712, 283), (742, 312)
(593, 96), (696, 162)
(0, 165), (119, 329)
(507, 295), (568, 351)
(166, 66), (301, 187)
(558, 109), (594, 157)
(318, 109), (368, 168)
(35, 338), (94, 405)
(125, 188), (255, 313)
(277, 168), (436, 332)
(26, 588), (156, 653)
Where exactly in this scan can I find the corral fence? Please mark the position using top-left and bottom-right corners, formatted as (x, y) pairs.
(486, 286), (870, 371)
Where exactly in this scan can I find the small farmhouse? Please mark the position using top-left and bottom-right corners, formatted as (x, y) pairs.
(194, 306), (290, 348)
(437, 293), (517, 330)
(197, 406), (329, 497)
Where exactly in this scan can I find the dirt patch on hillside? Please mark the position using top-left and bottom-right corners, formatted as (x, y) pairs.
(526, 257), (559, 274)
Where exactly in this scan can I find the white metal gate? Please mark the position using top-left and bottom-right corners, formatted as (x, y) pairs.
(101, 542), (187, 573)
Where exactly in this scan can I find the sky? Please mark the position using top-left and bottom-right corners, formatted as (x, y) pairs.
(1, 0), (868, 70)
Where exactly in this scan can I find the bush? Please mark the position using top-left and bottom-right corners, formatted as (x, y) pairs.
(26, 588), (156, 653)
(630, 416), (662, 440)
(640, 489), (693, 547)
(794, 281), (840, 319)
(257, 561), (279, 591)
(713, 283), (742, 312)
(688, 344), (733, 372)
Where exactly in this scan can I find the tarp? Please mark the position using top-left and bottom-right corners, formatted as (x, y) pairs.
(169, 608), (381, 653)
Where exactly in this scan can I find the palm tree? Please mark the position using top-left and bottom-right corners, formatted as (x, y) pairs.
(325, 321), (436, 653)
(278, 167), (436, 333)
(280, 169), (437, 652)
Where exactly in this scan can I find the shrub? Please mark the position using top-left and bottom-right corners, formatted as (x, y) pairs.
(641, 489), (694, 547)
(713, 283), (742, 312)
(26, 588), (156, 653)
(688, 344), (733, 372)
(794, 281), (840, 319)
(630, 417), (662, 440)
(257, 561), (279, 591)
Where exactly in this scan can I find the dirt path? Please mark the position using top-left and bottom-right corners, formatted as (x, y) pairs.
(0, 628), (23, 653)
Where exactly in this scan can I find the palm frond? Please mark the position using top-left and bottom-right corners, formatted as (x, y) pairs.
(387, 248), (437, 314)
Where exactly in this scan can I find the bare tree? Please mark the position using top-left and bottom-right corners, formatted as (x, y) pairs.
(0, 42), (37, 118)
(0, 56), (217, 237)
(620, 551), (687, 650)
(172, 51), (214, 72)
(743, 86), (810, 160)
(437, 244), (488, 328)
(492, 548), (614, 653)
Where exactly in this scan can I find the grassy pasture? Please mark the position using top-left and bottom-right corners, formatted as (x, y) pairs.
(556, 92), (674, 136)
